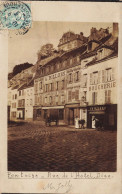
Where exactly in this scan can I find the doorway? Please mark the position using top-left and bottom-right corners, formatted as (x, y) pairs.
(69, 108), (74, 125)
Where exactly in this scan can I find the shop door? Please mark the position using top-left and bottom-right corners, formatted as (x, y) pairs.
(69, 108), (74, 125)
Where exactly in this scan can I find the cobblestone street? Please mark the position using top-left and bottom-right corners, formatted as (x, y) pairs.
(8, 121), (117, 172)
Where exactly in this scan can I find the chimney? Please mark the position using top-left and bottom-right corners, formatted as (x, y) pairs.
(112, 23), (118, 37)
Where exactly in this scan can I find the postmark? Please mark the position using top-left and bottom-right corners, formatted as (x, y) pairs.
(0, 1), (31, 35)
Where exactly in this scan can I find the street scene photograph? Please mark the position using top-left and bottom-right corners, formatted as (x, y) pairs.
(8, 21), (118, 172)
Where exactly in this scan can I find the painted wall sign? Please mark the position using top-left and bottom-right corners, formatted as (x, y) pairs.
(89, 81), (116, 91)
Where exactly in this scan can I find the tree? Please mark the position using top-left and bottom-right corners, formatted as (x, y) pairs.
(37, 43), (55, 60)
(8, 62), (33, 80)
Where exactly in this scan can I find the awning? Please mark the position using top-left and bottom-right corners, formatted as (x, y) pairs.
(42, 106), (64, 110)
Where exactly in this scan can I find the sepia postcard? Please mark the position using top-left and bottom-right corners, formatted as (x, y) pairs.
(0, 1), (122, 194)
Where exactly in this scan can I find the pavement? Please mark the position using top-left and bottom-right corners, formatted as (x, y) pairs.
(8, 121), (117, 172)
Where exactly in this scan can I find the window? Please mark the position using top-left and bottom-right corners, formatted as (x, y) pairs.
(102, 68), (115, 83)
(82, 74), (87, 87)
(75, 71), (79, 81)
(55, 95), (58, 105)
(106, 68), (112, 82)
(45, 97), (47, 104)
(12, 112), (16, 118)
(50, 83), (53, 91)
(69, 73), (72, 83)
(12, 103), (16, 108)
(35, 95), (38, 104)
(61, 95), (65, 103)
(92, 92), (97, 105)
(39, 82), (42, 89)
(19, 90), (21, 96)
(49, 96), (52, 104)
(77, 56), (80, 63)
(45, 84), (48, 92)
(61, 80), (65, 89)
(22, 90), (24, 96)
(15, 94), (17, 99)
(70, 58), (73, 65)
(68, 91), (72, 101)
(105, 90), (111, 104)
(92, 71), (98, 84)
(12, 95), (14, 100)
(56, 81), (59, 90)
(75, 90), (79, 100)
(35, 83), (38, 92)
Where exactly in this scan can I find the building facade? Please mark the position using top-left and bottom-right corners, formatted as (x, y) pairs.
(8, 23), (118, 130)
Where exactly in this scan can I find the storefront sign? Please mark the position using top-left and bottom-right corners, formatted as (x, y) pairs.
(46, 71), (65, 81)
(89, 81), (116, 91)
(89, 106), (106, 111)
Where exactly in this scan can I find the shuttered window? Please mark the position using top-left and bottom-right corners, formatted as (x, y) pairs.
(105, 90), (111, 103)
(92, 92), (97, 105)
(75, 90), (79, 100)
(68, 91), (72, 101)
(90, 73), (92, 85)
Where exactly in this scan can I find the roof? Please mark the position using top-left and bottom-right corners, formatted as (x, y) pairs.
(86, 51), (117, 67)
(11, 85), (20, 90)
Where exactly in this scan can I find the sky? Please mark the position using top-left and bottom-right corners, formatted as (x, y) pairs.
(8, 21), (113, 73)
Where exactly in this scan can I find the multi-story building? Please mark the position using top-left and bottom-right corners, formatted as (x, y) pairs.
(17, 80), (34, 120)
(8, 23), (118, 130)
(8, 66), (36, 121)
(10, 86), (18, 120)
(33, 23), (118, 130)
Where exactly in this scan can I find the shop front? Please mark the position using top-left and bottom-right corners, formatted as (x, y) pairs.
(87, 104), (117, 130)
(65, 103), (80, 125)
(42, 106), (65, 124)
(33, 106), (42, 120)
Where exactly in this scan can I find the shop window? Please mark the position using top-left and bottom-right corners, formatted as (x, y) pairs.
(105, 90), (111, 104)
(92, 92), (97, 105)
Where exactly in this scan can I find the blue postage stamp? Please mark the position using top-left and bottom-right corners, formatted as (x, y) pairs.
(0, 1), (31, 34)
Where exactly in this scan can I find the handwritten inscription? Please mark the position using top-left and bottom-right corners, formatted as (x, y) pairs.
(43, 180), (72, 193)
(8, 171), (112, 179)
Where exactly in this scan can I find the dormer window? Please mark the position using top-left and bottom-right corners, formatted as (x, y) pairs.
(88, 42), (92, 51)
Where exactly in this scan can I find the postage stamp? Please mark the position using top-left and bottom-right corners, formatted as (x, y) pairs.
(0, 1), (31, 34)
